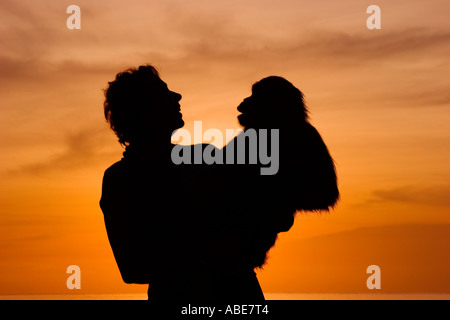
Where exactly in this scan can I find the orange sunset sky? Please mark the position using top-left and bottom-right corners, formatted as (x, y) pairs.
(0, 0), (449, 296)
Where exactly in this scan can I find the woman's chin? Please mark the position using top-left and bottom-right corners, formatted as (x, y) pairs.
(237, 114), (246, 127)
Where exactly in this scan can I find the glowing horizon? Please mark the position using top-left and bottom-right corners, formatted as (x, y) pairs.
(1, 0), (449, 295)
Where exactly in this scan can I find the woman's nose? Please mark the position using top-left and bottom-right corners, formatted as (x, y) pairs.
(237, 98), (250, 112)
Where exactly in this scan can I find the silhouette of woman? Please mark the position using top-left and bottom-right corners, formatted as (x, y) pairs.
(220, 76), (339, 298)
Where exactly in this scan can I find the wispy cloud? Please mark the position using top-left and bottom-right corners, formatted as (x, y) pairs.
(373, 185), (450, 207)
(4, 126), (119, 177)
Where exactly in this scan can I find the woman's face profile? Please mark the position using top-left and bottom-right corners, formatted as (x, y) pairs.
(236, 96), (254, 127)
(236, 90), (270, 128)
